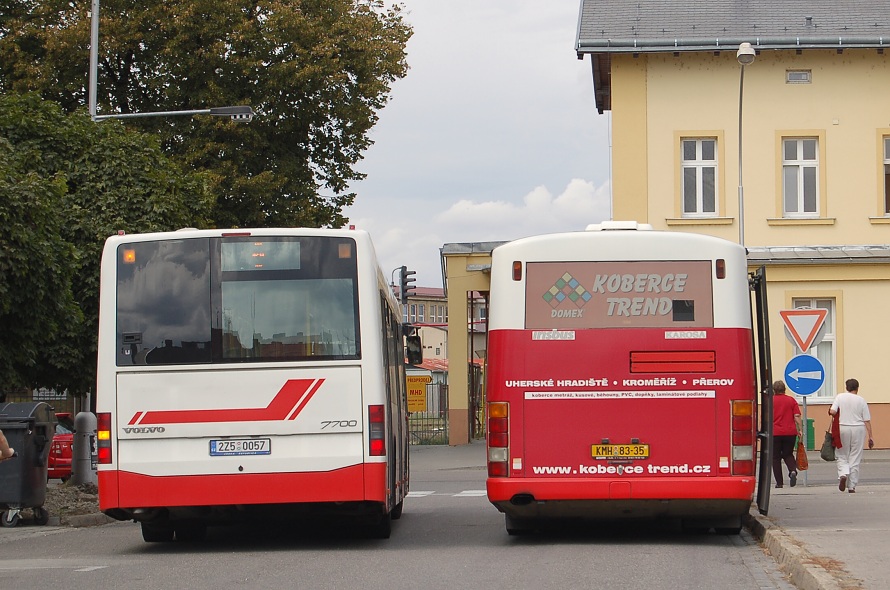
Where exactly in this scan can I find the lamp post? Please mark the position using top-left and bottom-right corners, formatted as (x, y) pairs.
(88, 0), (253, 123)
(736, 42), (756, 247)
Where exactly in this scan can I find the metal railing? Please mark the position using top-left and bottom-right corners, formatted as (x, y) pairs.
(408, 383), (449, 445)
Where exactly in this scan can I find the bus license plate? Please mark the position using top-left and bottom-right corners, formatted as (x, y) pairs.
(210, 438), (271, 456)
(591, 444), (649, 460)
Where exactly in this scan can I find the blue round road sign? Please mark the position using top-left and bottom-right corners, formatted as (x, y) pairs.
(783, 354), (825, 396)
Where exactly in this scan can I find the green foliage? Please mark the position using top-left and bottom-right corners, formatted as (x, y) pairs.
(0, 0), (412, 228)
(0, 92), (213, 395)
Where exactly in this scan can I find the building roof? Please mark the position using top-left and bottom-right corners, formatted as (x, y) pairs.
(577, 0), (890, 54)
(576, 0), (890, 112)
(747, 244), (890, 265)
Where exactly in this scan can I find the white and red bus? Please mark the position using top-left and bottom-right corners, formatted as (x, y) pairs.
(485, 222), (758, 534)
(97, 228), (409, 541)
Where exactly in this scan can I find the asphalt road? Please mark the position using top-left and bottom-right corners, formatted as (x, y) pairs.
(0, 442), (800, 590)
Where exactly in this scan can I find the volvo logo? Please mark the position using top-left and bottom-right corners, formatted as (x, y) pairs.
(122, 426), (165, 434)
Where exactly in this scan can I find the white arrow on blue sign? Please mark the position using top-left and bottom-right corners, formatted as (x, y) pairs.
(783, 354), (825, 396)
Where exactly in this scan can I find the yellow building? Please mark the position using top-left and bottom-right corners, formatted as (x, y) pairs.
(575, 1), (890, 445)
(441, 4), (890, 446)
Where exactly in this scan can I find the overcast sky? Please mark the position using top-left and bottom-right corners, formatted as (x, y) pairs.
(344, 0), (613, 288)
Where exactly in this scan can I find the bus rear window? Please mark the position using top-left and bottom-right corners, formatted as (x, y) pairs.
(116, 236), (360, 366)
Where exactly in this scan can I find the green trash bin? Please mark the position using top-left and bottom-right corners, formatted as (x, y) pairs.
(806, 418), (815, 451)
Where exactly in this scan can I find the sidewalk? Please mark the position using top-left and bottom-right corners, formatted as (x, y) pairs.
(746, 449), (890, 590)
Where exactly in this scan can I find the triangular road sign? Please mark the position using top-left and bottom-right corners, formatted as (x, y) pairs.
(779, 309), (828, 351)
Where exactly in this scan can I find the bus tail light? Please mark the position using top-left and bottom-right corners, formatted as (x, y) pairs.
(731, 400), (755, 475)
(97, 412), (112, 464)
(369, 404), (386, 456)
(487, 402), (509, 477)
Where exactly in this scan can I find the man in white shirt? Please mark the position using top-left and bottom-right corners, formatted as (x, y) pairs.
(829, 378), (874, 493)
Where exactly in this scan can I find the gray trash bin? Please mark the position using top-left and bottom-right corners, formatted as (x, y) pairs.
(0, 402), (57, 527)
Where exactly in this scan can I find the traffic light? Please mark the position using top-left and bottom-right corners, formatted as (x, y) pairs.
(399, 265), (416, 305)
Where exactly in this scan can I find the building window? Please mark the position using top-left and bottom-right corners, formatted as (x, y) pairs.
(402, 307), (408, 323)
(419, 304), (425, 323)
(681, 138), (718, 217)
(883, 137), (890, 215)
(791, 298), (835, 400)
(783, 138), (819, 217)
(409, 304), (416, 323)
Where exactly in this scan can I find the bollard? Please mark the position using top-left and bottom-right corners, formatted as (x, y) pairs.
(71, 412), (98, 485)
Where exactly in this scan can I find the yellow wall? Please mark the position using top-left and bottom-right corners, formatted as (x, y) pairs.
(443, 252), (492, 445)
(609, 48), (890, 445)
(614, 49), (890, 246)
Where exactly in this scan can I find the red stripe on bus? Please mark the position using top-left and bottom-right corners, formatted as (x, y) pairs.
(100, 462), (385, 509)
(287, 379), (325, 420)
(128, 378), (324, 425)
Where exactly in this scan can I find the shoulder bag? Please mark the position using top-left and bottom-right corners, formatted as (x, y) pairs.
(820, 430), (836, 462)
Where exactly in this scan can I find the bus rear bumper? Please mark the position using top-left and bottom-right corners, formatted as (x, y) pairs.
(487, 477), (754, 521)
(99, 462), (388, 523)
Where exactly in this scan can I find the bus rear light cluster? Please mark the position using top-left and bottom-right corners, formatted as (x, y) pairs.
(487, 402), (509, 477)
(731, 400), (755, 475)
(97, 412), (112, 464)
(369, 404), (386, 456)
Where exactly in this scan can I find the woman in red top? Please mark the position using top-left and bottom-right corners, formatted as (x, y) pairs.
(772, 380), (803, 488)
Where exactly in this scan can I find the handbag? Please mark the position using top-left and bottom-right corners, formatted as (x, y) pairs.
(796, 439), (809, 470)
(820, 430), (836, 462)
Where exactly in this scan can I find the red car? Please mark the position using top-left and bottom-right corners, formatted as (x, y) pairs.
(48, 412), (74, 482)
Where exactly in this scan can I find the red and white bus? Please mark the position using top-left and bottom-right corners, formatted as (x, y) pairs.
(485, 222), (758, 534)
(97, 228), (409, 541)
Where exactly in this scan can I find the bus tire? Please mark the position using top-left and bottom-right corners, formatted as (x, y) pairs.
(505, 515), (533, 536)
(367, 512), (392, 539)
(390, 499), (404, 520)
(141, 521), (175, 543)
(715, 526), (742, 535)
(175, 522), (208, 542)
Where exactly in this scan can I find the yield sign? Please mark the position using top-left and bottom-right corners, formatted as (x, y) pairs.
(779, 308), (828, 352)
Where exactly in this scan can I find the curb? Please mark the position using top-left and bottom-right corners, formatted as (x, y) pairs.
(744, 509), (861, 590)
(51, 512), (117, 528)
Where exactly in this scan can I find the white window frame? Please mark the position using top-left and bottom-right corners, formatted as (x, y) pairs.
(782, 138), (820, 217)
(790, 298), (836, 401)
(681, 138), (718, 217)
(883, 137), (890, 215)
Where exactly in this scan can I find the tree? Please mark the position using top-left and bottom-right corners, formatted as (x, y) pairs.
(0, 0), (412, 229)
(0, 92), (214, 395)
(0, 137), (79, 392)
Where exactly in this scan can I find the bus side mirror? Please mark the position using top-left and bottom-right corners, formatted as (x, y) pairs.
(405, 335), (422, 366)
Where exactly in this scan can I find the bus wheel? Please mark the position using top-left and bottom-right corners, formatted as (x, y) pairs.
(390, 500), (404, 520)
(367, 512), (392, 539)
(715, 526), (742, 535)
(141, 521), (175, 542)
(175, 522), (208, 542)
(505, 515), (533, 536)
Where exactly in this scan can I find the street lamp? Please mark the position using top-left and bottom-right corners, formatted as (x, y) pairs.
(736, 42), (756, 246)
(88, 0), (253, 123)
(93, 106), (254, 123)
